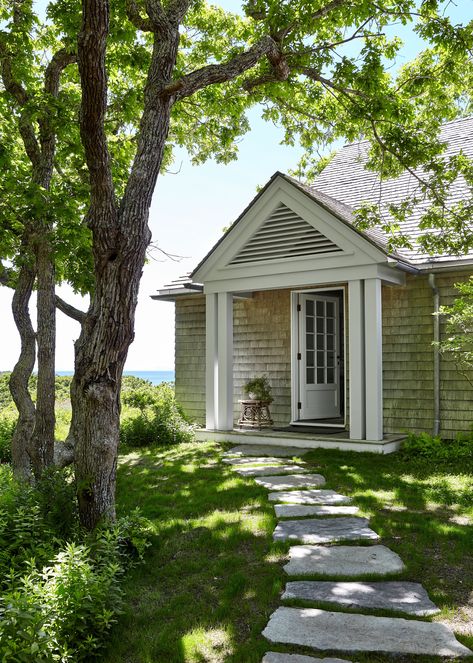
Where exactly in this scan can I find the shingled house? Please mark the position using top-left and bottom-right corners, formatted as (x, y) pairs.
(153, 117), (473, 453)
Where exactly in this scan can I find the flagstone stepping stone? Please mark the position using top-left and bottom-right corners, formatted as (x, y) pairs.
(273, 517), (379, 544)
(284, 545), (405, 577)
(262, 607), (472, 657)
(283, 580), (439, 616)
(274, 504), (359, 518)
(268, 490), (351, 505)
(223, 456), (298, 466)
(255, 474), (326, 490)
(224, 445), (309, 458)
(263, 653), (352, 663)
(235, 464), (309, 477)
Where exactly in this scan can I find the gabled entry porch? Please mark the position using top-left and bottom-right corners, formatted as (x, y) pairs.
(171, 172), (412, 453)
(204, 274), (395, 446)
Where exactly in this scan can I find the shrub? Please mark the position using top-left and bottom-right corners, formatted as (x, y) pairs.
(0, 413), (15, 463)
(401, 430), (473, 462)
(120, 382), (195, 447)
(0, 468), (152, 662)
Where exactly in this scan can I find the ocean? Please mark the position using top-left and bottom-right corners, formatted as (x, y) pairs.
(56, 370), (175, 386)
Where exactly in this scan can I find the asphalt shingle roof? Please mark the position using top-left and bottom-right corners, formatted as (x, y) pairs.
(311, 116), (473, 266)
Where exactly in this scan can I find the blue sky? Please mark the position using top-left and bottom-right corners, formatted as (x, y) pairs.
(0, 1), (471, 370)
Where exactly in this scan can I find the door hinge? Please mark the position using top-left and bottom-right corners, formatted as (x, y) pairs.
(297, 352), (301, 360)
(297, 304), (301, 312)
(297, 401), (302, 410)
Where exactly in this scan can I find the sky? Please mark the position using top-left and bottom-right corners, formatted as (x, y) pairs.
(0, 1), (471, 371)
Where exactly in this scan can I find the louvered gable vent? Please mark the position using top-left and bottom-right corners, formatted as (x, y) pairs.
(229, 203), (343, 265)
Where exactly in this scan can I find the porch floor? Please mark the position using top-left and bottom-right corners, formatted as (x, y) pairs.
(195, 427), (405, 455)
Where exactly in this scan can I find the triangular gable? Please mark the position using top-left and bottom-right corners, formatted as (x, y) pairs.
(229, 202), (343, 265)
(192, 173), (390, 285)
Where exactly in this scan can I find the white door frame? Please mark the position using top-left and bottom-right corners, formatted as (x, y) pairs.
(290, 286), (347, 428)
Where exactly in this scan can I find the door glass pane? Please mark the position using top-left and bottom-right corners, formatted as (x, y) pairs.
(306, 316), (314, 333)
(306, 350), (314, 367)
(306, 367), (315, 384)
(316, 351), (324, 367)
(306, 334), (314, 350)
(316, 317), (324, 333)
(316, 334), (324, 350)
(327, 367), (334, 384)
(316, 301), (324, 316)
(326, 301), (334, 317)
(317, 368), (324, 384)
(327, 334), (334, 351)
(327, 352), (335, 367)
(306, 300), (314, 315)
(326, 318), (334, 334)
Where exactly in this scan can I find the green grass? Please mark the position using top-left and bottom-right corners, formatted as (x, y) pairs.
(103, 441), (473, 663)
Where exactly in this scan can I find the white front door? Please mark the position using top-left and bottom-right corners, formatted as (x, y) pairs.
(298, 294), (341, 420)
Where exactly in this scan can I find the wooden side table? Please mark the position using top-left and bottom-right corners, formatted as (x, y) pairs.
(238, 400), (273, 429)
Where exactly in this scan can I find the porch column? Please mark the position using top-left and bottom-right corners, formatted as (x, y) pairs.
(348, 280), (366, 440)
(364, 278), (383, 441)
(216, 292), (234, 430)
(205, 293), (218, 430)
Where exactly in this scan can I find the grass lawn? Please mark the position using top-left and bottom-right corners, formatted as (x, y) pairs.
(103, 441), (473, 663)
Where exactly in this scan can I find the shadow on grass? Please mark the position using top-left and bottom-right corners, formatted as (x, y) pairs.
(102, 442), (473, 663)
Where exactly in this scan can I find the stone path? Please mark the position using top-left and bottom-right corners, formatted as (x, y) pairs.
(254, 474), (326, 490)
(268, 489), (351, 505)
(273, 517), (379, 544)
(223, 444), (309, 457)
(282, 580), (440, 616)
(274, 504), (359, 518)
(222, 445), (472, 659)
(283, 544), (405, 576)
(263, 653), (352, 663)
(235, 464), (309, 477)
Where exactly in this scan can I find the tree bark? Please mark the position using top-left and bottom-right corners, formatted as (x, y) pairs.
(9, 262), (36, 482)
(31, 236), (56, 477)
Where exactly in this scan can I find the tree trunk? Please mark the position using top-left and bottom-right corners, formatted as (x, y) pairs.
(9, 262), (36, 482)
(31, 236), (56, 477)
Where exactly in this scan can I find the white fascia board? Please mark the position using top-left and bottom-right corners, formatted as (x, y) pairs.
(193, 176), (388, 284)
(203, 263), (404, 294)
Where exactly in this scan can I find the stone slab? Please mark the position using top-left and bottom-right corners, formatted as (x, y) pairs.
(223, 456), (296, 466)
(284, 545), (405, 577)
(275, 504), (359, 518)
(224, 445), (309, 458)
(273, 518), (379, 544)
(255, 474), (326, 490)
(235, 464), (309, 477)
(283, 581), (439, 616)
(263, 653), (352, 663)
(268, 490), (351, 505)
(262, 607), (472, 657)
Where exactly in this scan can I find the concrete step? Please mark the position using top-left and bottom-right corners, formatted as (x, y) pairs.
(223, 445), (309, 457)
(262, 653), (352, 663)
(235, 464), (310, 477)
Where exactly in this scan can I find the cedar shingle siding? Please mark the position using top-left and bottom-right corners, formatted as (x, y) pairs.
(175, 271), (473, 437)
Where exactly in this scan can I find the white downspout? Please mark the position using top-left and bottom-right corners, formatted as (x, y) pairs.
(428, 274), (441, 436)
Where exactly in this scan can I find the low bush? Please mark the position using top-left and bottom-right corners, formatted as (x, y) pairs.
(402, 430), (473, 462)
(0, 466), (152, 662)
(0, 413), (15, 463)
(120, 382), (195, 447)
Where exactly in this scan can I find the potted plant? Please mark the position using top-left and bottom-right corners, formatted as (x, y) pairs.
(243, 375), (273, 403)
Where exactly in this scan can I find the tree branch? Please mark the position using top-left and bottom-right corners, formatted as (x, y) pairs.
(45, 48), (77, 97)
(125, 0), (154, 31)
(162, 36), (287, 101)
(55, 295), (86, 323)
